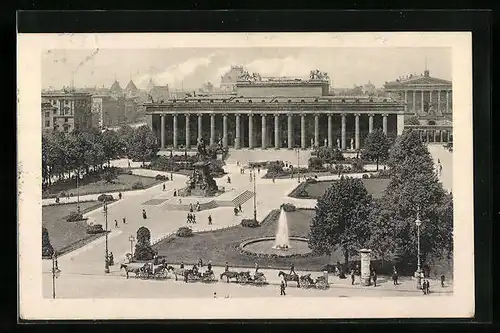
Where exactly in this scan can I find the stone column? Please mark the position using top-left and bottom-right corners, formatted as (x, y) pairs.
(421, 90), (425, 113)
(185, 114), (190, 149)
(419, 130), (423, 141)
(274, 114), (280, 149)
(261, 114), (267, 149)
(287, 114), (293, 149)
(440, 130), (444, 143)
(327, 114), (333, 148)
(314, 114), (319, 148)
(359, 249), (372, 286)
(355, 114), (360, 150)
(382, 114), (388, 135)
(173, 114), (178, 149)
(429, 90), (433, 110)
(210, 114), (215, 146)
(446, 130), (450, 142)
(222, 114), (228, 148)
(404, 90), (408, 112)
(341, 114), (346, 150)
(235, 114), (241, 149)
(160, 115), (165, 148)
(426, 130), (430, 142)
(301, 114), (306, 149)
(413, 90), (416, 114)
(197, 114), (202, 143)
(437, 91), (441, 114)
(368, 114), (374, 133)
(248, 114), (254, 149)
(446, 90), (450, 113)
(434, 130), (438, 142)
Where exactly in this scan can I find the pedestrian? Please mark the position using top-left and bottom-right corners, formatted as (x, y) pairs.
(193, 214), (196, 224)
(440, 274), (445, 287)
(122, 217), (126, 224)
(350, 269), (355, 285)
(257, 167), (260, 174)
(180, 261), (184, 269)
(234, 207), (238, 216)
(198, 258), (203, 267)
(142, 209), (147, 219)
(208, 214), (212, 225)
(425, 280), (430, 294)
(207, 261), (212, 272)
(280, 279), (286, 296)
(118, 192), (122, 200)
(128, 160), (131, 168)
(197, 202), (201, 211)
(170, 173), (173, 180)
(422, 281), (426, 295)
(289, 263), (296, 275)
(162, 183), (166, 191)
(115, 219), (118, 228)
(254, 262), (260, 275)
(213, 292), (217, 298)
(179, 198), (182, 204)
(238, 204), (242, 212)
(55, 196), (60, 204)
(225, 261), (229, 272)
(272, 177), (275, 183)
(249, 173), (252, 182)
(173, 189), (177, 197)
(109, 252), (114, 266)
(372, 270), (377, 287)
(189, 203), (193, 212)
(227, 176), (231, 183)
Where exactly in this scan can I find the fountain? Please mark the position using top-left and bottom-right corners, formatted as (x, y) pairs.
(273, 207), (290, 250)
(239, 205), (312, 257)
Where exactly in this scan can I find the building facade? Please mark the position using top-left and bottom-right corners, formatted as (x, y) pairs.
(42, 91), (92, 133)
(145, 71), (411, 151)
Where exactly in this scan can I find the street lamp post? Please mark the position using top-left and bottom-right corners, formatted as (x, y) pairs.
(129, 235), (135, 259)
(51, 253), (60, 299)
(104, 198), (110, 274)
(295, 147), (300, 183)
(415, 208), (423, 289)
(252, 171), (257, 223)
(76, 168), (80, 215)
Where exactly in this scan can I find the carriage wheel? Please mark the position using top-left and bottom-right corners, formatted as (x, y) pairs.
(239, 275), (248, 284)
(301, 279), (310, 288)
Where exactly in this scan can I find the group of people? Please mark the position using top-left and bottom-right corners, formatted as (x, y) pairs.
(233, 204), (242, 216)
(189, 202), (201, 212)
(114, 217), (127, 228)
(186, 212), (197, 224)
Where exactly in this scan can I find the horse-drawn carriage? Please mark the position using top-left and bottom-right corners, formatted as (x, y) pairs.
(220, 270), (268, 285)
(120, 262), (172, 280)
(299, 273), (329, 289)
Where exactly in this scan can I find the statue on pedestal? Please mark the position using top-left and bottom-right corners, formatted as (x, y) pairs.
(311, 138), (314, 148)
(324, 138), (327, 147)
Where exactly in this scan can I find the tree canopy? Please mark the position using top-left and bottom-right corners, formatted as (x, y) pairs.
(128, 125), (159, 165)
(360, 129), (391, 170)
(308, 176), (373, 265)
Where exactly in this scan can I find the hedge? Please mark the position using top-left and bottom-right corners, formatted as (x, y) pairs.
(241, 219), (259, 228)
(176, 226), (194, 237)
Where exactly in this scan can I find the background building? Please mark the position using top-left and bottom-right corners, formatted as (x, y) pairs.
(42, 90), (92, 133)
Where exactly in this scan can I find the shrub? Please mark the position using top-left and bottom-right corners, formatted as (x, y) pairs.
(281, 203), (296, 212)
(134, 244), (156, 260)
(176, 226), (194, 237)
(42, 227), (54, 258)
(241, 219), (259, 228)
(98, 194), (114, 202)
(66, 211), (84, 222)
(267, 161), (285, 174)
(126, 170), (133, 175)
(362, 174), (370, 179)
(308, 156), (325, 170)
(131, 181), (144, 190)
(101, 167), (119, 183)
(377, 169), (391, 178)
(86, 224), (104, 234)
(351, 159), (365, 172)
(155, 174), (168, 181)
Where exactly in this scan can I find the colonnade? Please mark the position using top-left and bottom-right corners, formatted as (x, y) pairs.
(158, 112), (395, 150)
(402, 89), (452, 114)
(416, 128), (453, 143)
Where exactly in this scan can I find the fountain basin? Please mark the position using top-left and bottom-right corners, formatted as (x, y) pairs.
(239, 236), (312, 257)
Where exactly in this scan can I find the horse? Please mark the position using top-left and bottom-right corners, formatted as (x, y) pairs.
(278, 271), (301, 287)
(166, 266), (184, 281)
(120, 263), (146, 279)
(220, 271), (248, 283)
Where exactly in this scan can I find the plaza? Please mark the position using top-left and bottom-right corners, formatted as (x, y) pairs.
(42, 143), (453, 299)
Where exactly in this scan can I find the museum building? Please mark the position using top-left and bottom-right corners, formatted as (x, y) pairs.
(144, 69), (448, 151)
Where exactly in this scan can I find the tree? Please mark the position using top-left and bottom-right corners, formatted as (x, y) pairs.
(137, 226), (151, 246)
(101, 130), (123, 167)
(42, 227), (54, 258)
(373, 129), (451, 269)
(308, 177), (373, 265)
(405, 115), (420, 126)
(134, 226), (155, 260)
(361, 129), (391, 170)
(117, 125), (135, 159)
(128, 126), (158, 166)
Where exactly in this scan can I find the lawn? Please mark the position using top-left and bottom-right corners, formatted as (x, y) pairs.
(153, 209), (341, 272)
(153, 207), (452, 277)
(42, 201), (107, 255)
(292, 178), (390, 200)
(43, 173), (163, 199)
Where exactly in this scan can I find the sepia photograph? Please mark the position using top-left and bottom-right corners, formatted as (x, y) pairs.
(17, 32), (474, 319)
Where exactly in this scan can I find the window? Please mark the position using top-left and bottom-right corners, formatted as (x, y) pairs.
(198, 99), (201, 103)
(248, 100), (252, 103)
(64, 117), (68, 123)
(341, 99), (346, 103)
(210, 100), (214, 103)
(274, 100), (279, 103)
(301, 99), (305, 103)
(235, 100), (239, 103)
(45, 120), (50, 127)
(45, 112), (50, 117)
(65, 100), (69, 105)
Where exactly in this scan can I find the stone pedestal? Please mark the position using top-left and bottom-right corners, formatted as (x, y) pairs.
(359, 249), (371, 286)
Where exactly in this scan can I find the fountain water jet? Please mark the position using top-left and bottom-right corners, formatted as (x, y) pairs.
(273, 207), (290, 250)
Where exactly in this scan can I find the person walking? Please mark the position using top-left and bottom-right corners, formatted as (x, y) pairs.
(207, 261), (212, 272)
(238, 204), (242, 212)
(122, 217), (126, 224)
(257, 167), (260, 174)
(371, 269), (377, 287)
(289, 263), (296, 275)
(280, 278), (286, 296)
(109, 252), (114, 266)
(425, 280), (430, 294)
(180, 261), (184, 269)
(115, 219), (118, 228)
(350, 269), (355, 285)
(272, 176), (275, 183)
(225, 261), (229, 272)
(162, 183), (166, 191)
(173, 189), (177, 197)
(118, 192), (122, 200)
(440, 274), (445, 287)
(254, 262), (260, 275)
(208, 215), (212, 225)
(142, 209), (147, 219)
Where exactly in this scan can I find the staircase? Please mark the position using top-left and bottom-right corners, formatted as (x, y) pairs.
(231, 190), (254, 207)
(225, 148), (313, 166)
(163, 200), (219, 211)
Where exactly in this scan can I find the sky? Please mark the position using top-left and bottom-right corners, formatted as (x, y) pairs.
(42, 47), (451, 90)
